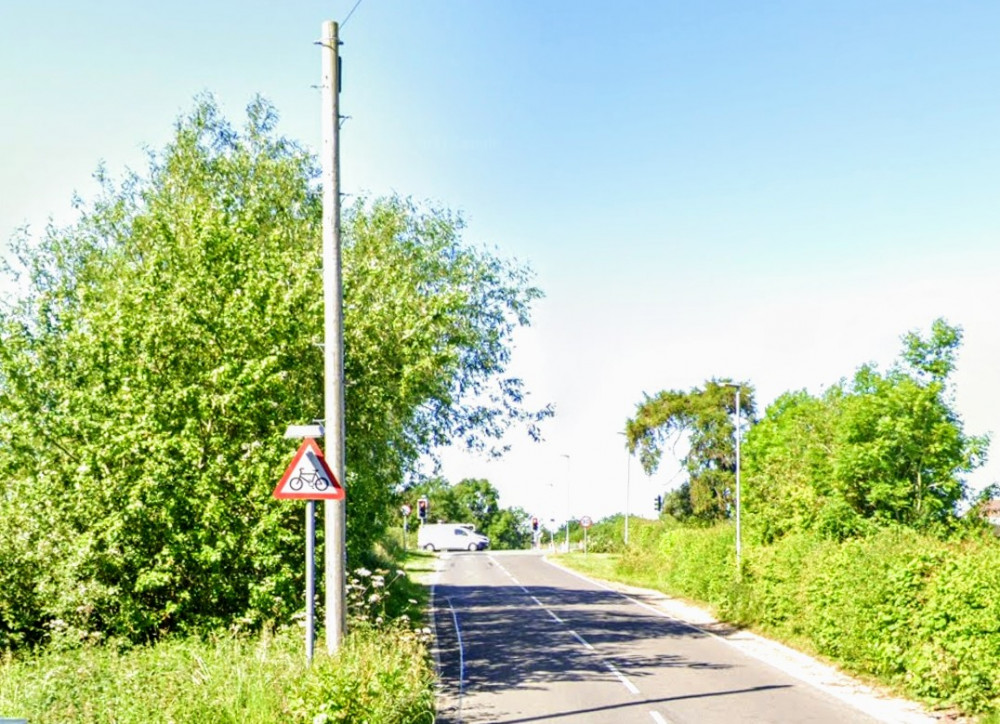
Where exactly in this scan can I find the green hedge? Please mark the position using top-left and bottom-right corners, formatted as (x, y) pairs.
(609, 524), (1000, 716)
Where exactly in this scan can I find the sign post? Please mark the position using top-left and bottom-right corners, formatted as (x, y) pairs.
(273, 437), (345, 663)
(401, 504), (412, 550)
(580, 516), (593, 555)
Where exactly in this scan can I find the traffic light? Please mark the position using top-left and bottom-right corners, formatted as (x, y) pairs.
(531, 516), (539, 533)
(417, 497), (428, 521)
(654, 494), (663, 513)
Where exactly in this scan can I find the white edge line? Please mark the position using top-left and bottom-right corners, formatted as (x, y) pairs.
(428, 557), (443, 678)
(650, 711), (670, 724)
(446, 596), (466, 700)
(542, 556), (935, 724)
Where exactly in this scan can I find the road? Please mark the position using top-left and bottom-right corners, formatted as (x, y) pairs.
(431, 551), (916, 724)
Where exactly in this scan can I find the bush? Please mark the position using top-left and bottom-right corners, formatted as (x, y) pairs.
(582, 521), (1000, 717)
(289, 624), (435, 723)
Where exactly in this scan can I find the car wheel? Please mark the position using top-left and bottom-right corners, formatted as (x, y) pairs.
(468, 542), (478, 552)
(423, 543), (436, 552)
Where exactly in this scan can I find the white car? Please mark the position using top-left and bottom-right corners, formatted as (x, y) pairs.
(418, 523), (490, 552)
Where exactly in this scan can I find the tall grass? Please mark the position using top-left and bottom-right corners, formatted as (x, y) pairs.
(0, 624), (435, 724)
(0, 549), (437, 724)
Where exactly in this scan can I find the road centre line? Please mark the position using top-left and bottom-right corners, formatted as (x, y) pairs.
(569, 629), (594, 650)
(605, 661), (641, 695)
(531, 596), (564, 623)
(488, 557), (643, 698)
(649, 710), (672, 724)
(489, 555), (530, 593)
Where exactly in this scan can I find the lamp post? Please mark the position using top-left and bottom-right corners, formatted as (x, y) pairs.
(561, 454), (570, 552)
(723, 383), (742, 573)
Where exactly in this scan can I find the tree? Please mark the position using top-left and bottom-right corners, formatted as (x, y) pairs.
(405, 477), (530, 549)
(0, 96), (549, 647)
(741, 390), (839, 541)
(741, 319), (989, 539)
(832, 321), (988, 526)
(626, 380), (756, 521)
(661, 481), (695, 522)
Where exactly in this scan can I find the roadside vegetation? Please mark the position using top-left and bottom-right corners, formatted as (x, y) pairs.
(397, 476), (534, 550)
(560, 319), (1000, 720)
(0, 97), (548, 720)
(0, 547), (436, 723)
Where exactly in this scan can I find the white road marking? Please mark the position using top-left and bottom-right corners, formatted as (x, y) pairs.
(446, 597), (466, 702)
(569, 629), (594, 650)
(544, 557), (937, 724)
(605, 661), (641, 695)
(650, 710), (671, 724)
(530, 595), (565, 623)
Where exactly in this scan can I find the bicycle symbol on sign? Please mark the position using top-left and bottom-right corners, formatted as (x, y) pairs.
(288, 467), (330, 492)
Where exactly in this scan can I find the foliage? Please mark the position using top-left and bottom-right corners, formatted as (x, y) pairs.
(0, 624), (435, 724)
(404, 476), (531, 549)
(289, 623), (435, 724)
(562, 520), (1000, 717)
(741, 390), (840, 542)
(742, 319), (988, 540)
(661, 481), (695, 522)
(626, 379), (756, 521)
(0, 96), (548, 647)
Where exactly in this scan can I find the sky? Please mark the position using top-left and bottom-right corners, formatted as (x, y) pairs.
(2, 1), (999, 525)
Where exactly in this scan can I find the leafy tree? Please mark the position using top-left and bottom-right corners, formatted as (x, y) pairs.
(741, 390), (838, 541)
(484, 506), (531, 550)
(742, 319), (988, 539)
(405, 477), (464, 524)
(661, 481), (695, 522)
(0, 96), (549, 647)
(832, 321), (988, 526)
(404, 477), (530, 549)
(626, 380), (756, 521)
(452, 478), (501, 529)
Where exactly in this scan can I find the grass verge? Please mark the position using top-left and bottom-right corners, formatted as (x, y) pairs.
(0, 624), (435, 724)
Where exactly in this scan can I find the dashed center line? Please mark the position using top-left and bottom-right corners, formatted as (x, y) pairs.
(490, 557), (643, 699)
(650, 710), (672, 724)
(569, 630), (594, 651)
(605, 661), (641, 695)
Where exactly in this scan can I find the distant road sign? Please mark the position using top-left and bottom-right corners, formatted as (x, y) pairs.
(273, 439), (344, 500)
(401, 504), (412, 516)
(580, 516), (593, 529)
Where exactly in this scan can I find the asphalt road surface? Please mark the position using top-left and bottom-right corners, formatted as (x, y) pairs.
(431, 551), (893, 724)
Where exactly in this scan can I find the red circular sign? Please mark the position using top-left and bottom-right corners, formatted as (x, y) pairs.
(579, 516), (593, 529)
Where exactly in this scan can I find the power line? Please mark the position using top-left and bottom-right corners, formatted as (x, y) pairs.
(342, 0), (364, 28)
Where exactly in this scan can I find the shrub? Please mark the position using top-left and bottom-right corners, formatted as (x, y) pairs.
(591, 521), (1000, 716)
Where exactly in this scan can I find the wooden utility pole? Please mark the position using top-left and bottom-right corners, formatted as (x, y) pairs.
(320, 19), (346, 653)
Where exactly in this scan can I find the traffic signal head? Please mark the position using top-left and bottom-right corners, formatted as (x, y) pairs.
(655, 494), (663, 512)
(417, 497), (428, 520)
(531, 516), (539, 532)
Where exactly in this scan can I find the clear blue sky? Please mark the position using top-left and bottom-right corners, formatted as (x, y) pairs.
(3, 1), (999, 522)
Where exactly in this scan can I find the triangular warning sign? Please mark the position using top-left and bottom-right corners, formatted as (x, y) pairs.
(273, 438), (345, 500)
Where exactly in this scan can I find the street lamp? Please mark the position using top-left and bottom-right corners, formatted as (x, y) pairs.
(723, 383), (742, 573)
(561, 453), (570, 552)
